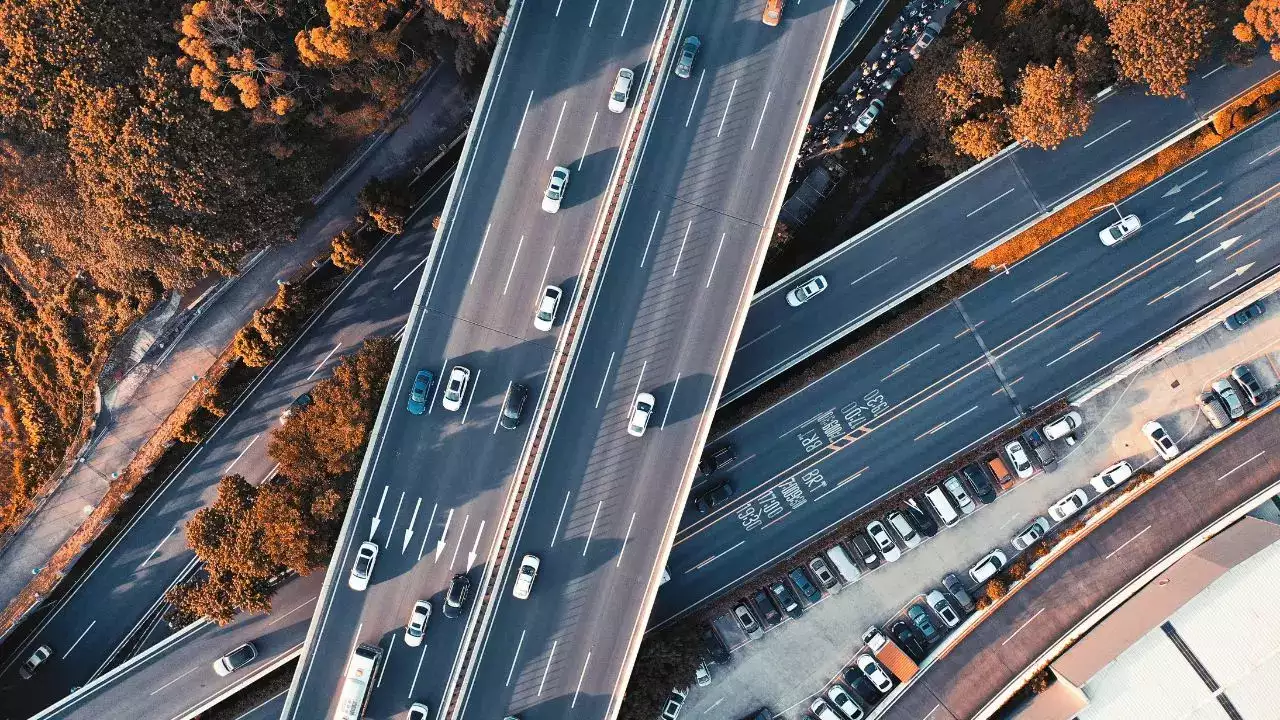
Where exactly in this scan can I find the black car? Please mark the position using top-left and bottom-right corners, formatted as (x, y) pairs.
(890, 620), (928, 662)
(699, 624), (730, 664)
(770, 580), (803, 618)
(1021, 427), (1057, 470)
(699, 444), (736, 476)
(443, 573), (471, 618)
(788, 567), (822, 604)
(752, 589), (782, 627)
(960, 463), (998, 503)
(694, 479), (735, 514)
(902, 499), (937, 537)
(848, 534), (880, 569)
(908, 603), (940, 644)
(842, 667), (884, 705)
(499, 383), (530, 430)
(1224, 300), (1265, 330)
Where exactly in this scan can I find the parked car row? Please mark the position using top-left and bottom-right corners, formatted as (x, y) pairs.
(1198, 362), (1269, 429)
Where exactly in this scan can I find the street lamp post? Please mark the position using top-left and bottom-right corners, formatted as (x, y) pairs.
(1091, 202), (1126, 222)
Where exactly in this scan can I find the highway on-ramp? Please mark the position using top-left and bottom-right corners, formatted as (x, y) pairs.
(652, 107), (1280, 626)
(280, 2), (671, 718)
(448, 1), (846, 719)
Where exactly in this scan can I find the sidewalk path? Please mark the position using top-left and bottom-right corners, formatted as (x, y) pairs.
(0, 66), (472, 607)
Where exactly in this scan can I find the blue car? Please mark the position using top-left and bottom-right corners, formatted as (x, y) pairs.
(406, 370), (434, 415)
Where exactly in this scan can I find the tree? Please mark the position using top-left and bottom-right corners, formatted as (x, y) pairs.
(176, 0), (305, 116)
(1097, 0), (1212, 97)
(330, 229), (371, 270)
(427, 0), (503, 46)
(1237, 0), (1280, 59)
(936, 42), (1005, 121)
(951, 116), (1007, 159)
(231, 282), (308, 366)
(1072, 34), (1114, 95)
(618, 624), (705, 720)
(357, 176), (412, 234)
(1006, 60), (1095, 150)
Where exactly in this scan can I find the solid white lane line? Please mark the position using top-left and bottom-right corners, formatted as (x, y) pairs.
(849, 256), (898, 287)
(140, 525), (178, 570)
(578, 112), (599, 170)
(1201, 63), (1227, 79)
(717, 79), (738, 137)
(150, 663), (197, 694)
(705, 232), (726, 288)
(506, 629), (527, 686)
(1082, 119), (1132, 149)
(469, 224), (493, 285)
(307, 342), (342, 380)
(377, 635), (395, 687)
(539, 640), (558, 695)
(460, 369), (481, 424)
(1044, 332), (1101, 367)
(555, 0), (564, 16)
(64, 620), (96, 659)
(224, 434), (259, 474)
(1002, 607), (1045, 646)
(965, 188), (1016, 217)
(503, 236), (525, 295)
(232, 690), (288, 720)
(641, 211), (661, 267)
(616, 512), (637, 568)
(751, 92), (772, 149)
(393, 257), (429, 290)
(572, 651), (592, 708)
(268, 597), (317, 626)
(672, 221), (692, 277)
(688, 541), (745, 572)
(539, 245), (557, 294)
(388, 492), (405, 542)
(1250, 142), (1280, 165)
(546, 101), (568, 160)
(686, 70), (706, 127)
(588, 0), (600, 26)
(449, 514), (470, 568)
(1187, 180), (1224, 203)
(551, 491), (572, 548)
(596, 352), (616, 408)
(1148, 269), (1212, 305)
(582, 501), (603, 556)
(408, 645), (428, 698)
(620, 0), (636, 35)
(418, 502), (437, 560)
(661, 373), (681, 428)
(513, 91), (534, 149)
(1219, 451), (1266, 482)
(493, 381), (513, 434)
(1105, 525), (1151, 560)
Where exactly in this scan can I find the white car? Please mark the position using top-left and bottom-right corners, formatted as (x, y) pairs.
(1090, 460), (1133, 494)
(886, 511), (921, 549)
(348, 541), (379, 591)
(403, 600), (431, 647)
(1143, 420), (1180, 460)
(1012, 516), (1051, 550)
(542, 165), (571, 213)
(407, 703), (430, 720)
(925, 589), (961, 628)
(856, 653), (894, 692)
(513, 554), (540, 599)
(18, 645), (52, 680)
(608, 68), (634, 113)
(786, 275), (828, 307)
(213, 642), (257, 676)
(695, 662), (712, 687)
(441, 365), (471, 412)
(1048, 488), (1089, 523)
(810, 698), (843, 720)
(827, 684), (865, 719)
(865, 521), (901, 562)
(628, 392), (656, 437)
(968, 549), (1007, 583)
(1043, 410), (1083, 445)
(534, 285), (562, 332)
(1099, 213), (1140, 246)
(1004, 440), (1034, 479)
(854, 98), (883, 134)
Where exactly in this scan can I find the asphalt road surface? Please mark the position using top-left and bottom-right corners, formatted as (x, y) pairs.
(722, 54), (1280, 402)
(0, 171), (455, 719)
(29, 575), (320, 720)
(882, 402), (1280, 720)
(653, 107), (1280, 627)
(280, 3), (673, 719)
(446, 2), (846, 719)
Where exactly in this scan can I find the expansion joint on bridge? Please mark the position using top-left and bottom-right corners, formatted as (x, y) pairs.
(952, 299), (1027, 418)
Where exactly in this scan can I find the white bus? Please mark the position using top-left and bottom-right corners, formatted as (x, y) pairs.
(335, 644), (382, 720)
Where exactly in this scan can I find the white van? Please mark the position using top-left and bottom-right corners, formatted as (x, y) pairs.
(924, 484), (960, 527)
(825, 544), (862, 585)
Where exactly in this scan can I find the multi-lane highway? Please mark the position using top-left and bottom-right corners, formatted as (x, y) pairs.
(281, 1), (674, 717)
(721, 53), (1280, 402)
(446, 1), (846, 718)
(652, 107), (1280, 626)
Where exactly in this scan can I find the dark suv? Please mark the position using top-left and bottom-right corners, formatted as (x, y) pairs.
(842, 667), (884, 704)
(752, 589), (782, 627)
(788, 567), (822, 604)
(770, 580), (803, 618)
(694, 479), (734, 514)
(960, 463), (998, 503)
(902, 500), (937, 537)
(890, 620), (927, 662)
(499, 383), (530, 430)
(443, 574), (471, 618)
(699, 444), (736, 476)
(908, 604), (940, 644)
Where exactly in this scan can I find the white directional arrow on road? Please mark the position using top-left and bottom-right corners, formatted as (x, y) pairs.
(1195, 235), (1242, 263)
(1209, 263), (1255, 291)
(435, 508), (454, 562)
(1177, 196), (1223, 224)
(1161, 170), (1208, 197)
(370, 485), (388, 539)
(402, 497), (421, 554)
(467, 520), (485, 569)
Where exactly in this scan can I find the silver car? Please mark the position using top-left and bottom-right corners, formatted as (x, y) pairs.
(1012, 516), (1051, 550)
(786, 275), (828, 307)
(674, 36), (701, 78)
(534, 285), (562, 332)
(854, 99), (883, 134)
(866, 520), (901, 562)
(1212, 379), (1246, 419)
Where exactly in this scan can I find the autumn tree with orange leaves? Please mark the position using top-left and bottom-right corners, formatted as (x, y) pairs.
(1096, 0), (1212, 97)
(1006, 60), (1094, 150)
(1236, 0), (1280, 61)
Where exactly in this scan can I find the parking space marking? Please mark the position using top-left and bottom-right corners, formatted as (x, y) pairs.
(1001, 606), (1045, 646)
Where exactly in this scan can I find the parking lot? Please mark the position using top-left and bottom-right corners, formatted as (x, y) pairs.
(680, 289), (1280, 720)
